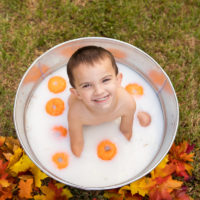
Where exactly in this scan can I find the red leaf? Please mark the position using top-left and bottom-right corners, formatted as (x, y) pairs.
(171, 186), (191, 200)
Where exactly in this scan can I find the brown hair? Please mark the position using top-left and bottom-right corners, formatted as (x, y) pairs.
(67, 46), (118, 88)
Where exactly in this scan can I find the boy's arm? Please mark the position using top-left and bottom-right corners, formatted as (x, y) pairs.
(68, 110), (84, 157)
(120, 99), (136, 140)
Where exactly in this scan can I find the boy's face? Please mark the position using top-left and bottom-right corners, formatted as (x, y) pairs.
(70, 57), (122, 111)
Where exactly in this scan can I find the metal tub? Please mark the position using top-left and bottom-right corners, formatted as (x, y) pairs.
(14, 37), (179, 190)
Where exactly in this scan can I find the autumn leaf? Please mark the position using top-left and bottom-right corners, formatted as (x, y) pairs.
(129, 177), (155, 197)
(0, 136), (5, 147)
(171, 186), (193, 200)
(104, 189), (123, 200)
(18, 178), (33, 198)
(38, 185), (56, 200)
(149, 175), (183, 200)
(0, 159), (10, 188)
(55, 183), (73, 198)
(7, 147), (23, 168)
(8, 153), (48, 187)
(169, 141), (194, 162)
(9, 153), (33, 175)
(151, 155), (176, 179)
(124, 193), (143, 200)
(0, 187), (13, 200)
(30, 164), (48, 187)
(4, 137), (20, 152)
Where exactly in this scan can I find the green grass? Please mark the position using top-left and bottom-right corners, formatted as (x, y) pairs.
(0, 0), (199, 199)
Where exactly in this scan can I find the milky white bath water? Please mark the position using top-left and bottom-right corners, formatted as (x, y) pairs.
(25, 63), (164, 187)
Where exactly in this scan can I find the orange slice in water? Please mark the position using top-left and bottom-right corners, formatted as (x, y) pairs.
(52, 152), (69, 169)
(125, 83), (144, 96)
(46, 98), (65, 116)
(53, 126), (67, 137)
(48, 76), (66, 93)
(97, 140), (117, 161)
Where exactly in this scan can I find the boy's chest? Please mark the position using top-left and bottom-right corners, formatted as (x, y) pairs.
(82, 107), (123, 126)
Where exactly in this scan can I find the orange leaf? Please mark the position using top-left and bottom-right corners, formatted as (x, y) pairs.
(169, 141), (194, 162)
(0, 136), (5, 147)
(4, 137), (20, 152)
(18, 178), (33, 198)
(171, 186), (192, 200)
(40, 185), (56, 200)
(149, 176), (183, 200)
(104, 189), (123, 200)
(0, 188), (13, 200)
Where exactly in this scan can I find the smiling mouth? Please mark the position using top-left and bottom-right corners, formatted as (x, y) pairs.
(93, 95), (110, 103)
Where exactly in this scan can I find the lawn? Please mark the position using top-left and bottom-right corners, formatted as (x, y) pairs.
(0, 0), (199, 199)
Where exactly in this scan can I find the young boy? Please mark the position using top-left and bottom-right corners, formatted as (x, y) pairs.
(67, 46), (136, 157)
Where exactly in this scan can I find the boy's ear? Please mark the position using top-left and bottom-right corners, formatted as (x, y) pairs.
(117, 73), (123, 85)
(70, 88), (82, 100)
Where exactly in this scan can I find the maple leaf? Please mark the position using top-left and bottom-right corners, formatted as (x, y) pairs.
(37, 185), (56, 200)
(171, 160), (191, 180)
(0, 187), (13, 200)
(151, 155), (176, 179)
(0, 136), (5, 147)
(30, 164), (48, 187)
(4, 137), (20, 152)
(169, 141), (194, 162)
(8, 153), (33, 175)
(0, 159), (8, 176)
(104, 189), (123, 200)
(18, 178), (33, 199)
(0, 159), (10, 188)
(129, 177), (155, 197)
(7, 147), (23, 168)
(8, 153), (48, 187)
(171, 186), (193, 200)
(149, 175), (183, 200)
(55, 183), (73, 198)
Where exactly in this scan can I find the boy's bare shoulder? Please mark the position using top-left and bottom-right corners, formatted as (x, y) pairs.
(118, 87), (136, 110)
(68, 97), (87, 121)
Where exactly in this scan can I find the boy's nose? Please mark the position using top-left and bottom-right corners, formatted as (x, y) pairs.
(94, 85), (104, 96)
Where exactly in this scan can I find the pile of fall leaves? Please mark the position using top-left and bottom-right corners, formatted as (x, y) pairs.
(0, 136), (194, 200)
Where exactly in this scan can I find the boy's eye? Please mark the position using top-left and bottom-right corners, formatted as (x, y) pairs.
(82, 84), (91, 88)
(103, 78), (110, 83)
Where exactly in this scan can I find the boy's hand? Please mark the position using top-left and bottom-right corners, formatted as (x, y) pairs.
(71, 139), (83, 157)
(120, 128), (132, 140)
(68, 107), (84, 157)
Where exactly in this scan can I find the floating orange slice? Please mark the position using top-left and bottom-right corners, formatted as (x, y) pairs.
(125, 83), (144, 96)
(97, 140), (117, 161)
(48, 76), (66, 93)
(52, 152), (69, 169)
(53, 126), (67, 137)
(46, 98), (65, 116)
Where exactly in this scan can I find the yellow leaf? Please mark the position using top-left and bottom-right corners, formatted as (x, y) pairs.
(8, 154), (33, 176)
(7, 147), (23, 168)
(104, 192), (122, 199)
(18, 178), (33, 199)
(118, 185), (131, 196)
(40, 185), (55, 200)
(0, 179), (10, 187)
(0, 136), (5, 146)
(30, 165), (48, 187)
(151, 155), (169, 178)
(2, 153), (13, 161)
(55, 183), (73, 198)
(184, 163), (193, 175)
(161, 176), (183, 193)
(62, 187), (73, 198)
(33, 194), (46, 200)
(5, 137), (20, 152)
(130, 177), (155, 197)
(8, 153), (47, 187)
